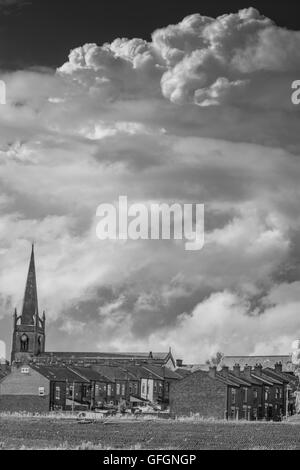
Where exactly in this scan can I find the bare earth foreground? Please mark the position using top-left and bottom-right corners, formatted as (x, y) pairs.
(1, 416), (300, 450)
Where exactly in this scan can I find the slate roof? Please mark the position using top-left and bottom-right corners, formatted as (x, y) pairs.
(91, 365), (137, 382)
(30, 365), (89, 383)
(142, 364), (181, 380)
(118, 365), (155, 380)
(175, 368), (192, 378)
(263, 368), (296, 384)
(250, 371), (281, 386)
(67, 366), (110, 382)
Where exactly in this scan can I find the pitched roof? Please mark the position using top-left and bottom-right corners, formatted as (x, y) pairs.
(142, 364), (181, 380)
(118, 365), (154, 380)
(175, 368), (192, 378)
(91, 365), (137, 382)
(250, 371), (281, 386)
(221, 355), (295, 372)
(30, 365), (89, 383)
(263, 368), (295, 384)
(215, 372), (240, 387)
(67, 366), (110, 382)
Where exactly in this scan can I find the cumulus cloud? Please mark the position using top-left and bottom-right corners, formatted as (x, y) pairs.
(57, 8), (300, 108)
(0, 8), (300, 361)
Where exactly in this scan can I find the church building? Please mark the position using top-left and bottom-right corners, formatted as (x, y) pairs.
(10, 246), (175, 369)
(11, 245), (46, 364)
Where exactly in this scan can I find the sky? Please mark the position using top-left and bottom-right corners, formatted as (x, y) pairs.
(0, 1), (300, 362)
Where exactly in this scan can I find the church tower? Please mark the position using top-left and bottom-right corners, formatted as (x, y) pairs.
(11, 245), (46, 363)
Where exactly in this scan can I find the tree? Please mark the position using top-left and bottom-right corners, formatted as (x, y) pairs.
(206, 352), (224, 367)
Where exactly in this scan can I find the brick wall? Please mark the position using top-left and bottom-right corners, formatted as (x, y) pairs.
(0, 395), (50, 412)
(169, 370), (227, 418)
(0, 365), (49, 396)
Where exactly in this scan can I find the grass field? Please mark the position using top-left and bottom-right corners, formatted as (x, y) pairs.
(1, 415), (300, 449)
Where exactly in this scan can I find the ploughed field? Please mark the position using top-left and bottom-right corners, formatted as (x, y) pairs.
(0, 415), (300, 450)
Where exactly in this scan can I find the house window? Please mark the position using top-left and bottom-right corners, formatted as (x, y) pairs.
(243, 405), (248, 419)
(253, 408), (257, 420)
(134, 383), (138, 393)
(231, 388), (236, 404)
(107, 384), (111, 396)
(275, 388), (280, 400)
(253, 389), (258, 400)
(165, 382), (169, 393)
(129, 383), (133, 394)
(154, 381), (157, 392)
(55, 386), (61, 400)
(21, 367), (29, 374)
(38, 387), (45, 396)
(121, 384), (125, 396)
(116, 383), (120, 395)
(242, 387), (248, 403)
(142, 383), (146, 395)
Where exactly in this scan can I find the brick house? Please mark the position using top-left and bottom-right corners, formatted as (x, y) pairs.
(0, 364), (89, 412)
(91, 364), (140, 406)
(0, 363), (50, 412)
(170, 363), (292, 421)
(264, 363), (298, 416)
(231, 364), (264, 420)
(69, 366), (114, 409)
(219, 365), (253, 420)
(169, 367), (239, 419)
(141, 364), (181, 407)
(249, 364), (284, 421)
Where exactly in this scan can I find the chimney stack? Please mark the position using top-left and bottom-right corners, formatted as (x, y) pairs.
(233, 364), (241, 376)
(208, 366), (217, 378)
(244, 364), (252, 378)
(221, 365), (229, 377)
(274, 362), (282, 373)
(176, 359), (183, 367)
(254, 363), (263, 376)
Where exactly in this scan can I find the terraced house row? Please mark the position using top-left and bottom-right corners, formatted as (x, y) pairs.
(170, 362), (297, 421)
(0, 361), (181, 413)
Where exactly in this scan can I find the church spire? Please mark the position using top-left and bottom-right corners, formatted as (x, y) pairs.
(21, 244), (39, 325)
